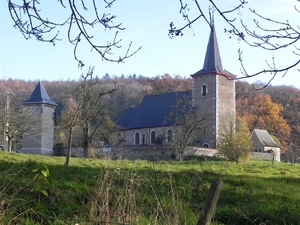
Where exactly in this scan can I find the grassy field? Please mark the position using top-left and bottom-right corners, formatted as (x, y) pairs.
(0, 152), (300, 225)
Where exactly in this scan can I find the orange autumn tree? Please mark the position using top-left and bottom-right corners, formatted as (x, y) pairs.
(237, 94), (290, 148)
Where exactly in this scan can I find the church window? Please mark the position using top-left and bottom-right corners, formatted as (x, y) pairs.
(150, 130), (156, 144)
(203, 143), (210, 148)
(167, 129), (173, 143)
(202, 85), (207, 96)
(134, 132), (140, 145)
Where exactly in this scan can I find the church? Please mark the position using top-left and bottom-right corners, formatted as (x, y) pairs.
(116, 25), (236, 149)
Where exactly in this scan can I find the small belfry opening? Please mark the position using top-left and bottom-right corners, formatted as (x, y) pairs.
(202, 84), (207, 96)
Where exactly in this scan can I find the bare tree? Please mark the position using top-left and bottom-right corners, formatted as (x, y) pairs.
(60, 94), (83, 165)
(80, 72), (118, 158)
(166, 93), (207, 161)
(60, 67), (118, 164)
(0, 92), (39, 152)
(169, 0), (300, 87)
(8, 0), (141, 67)
(282, 143), (300, 164)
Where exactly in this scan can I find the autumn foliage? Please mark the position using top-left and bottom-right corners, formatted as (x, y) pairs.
(0, 77), (298, 152)
(218, 117), (253, 164)
(237, 93), (290, 149)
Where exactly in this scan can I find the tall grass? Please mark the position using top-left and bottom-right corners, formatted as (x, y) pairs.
(0, 152), (300, 224)
(87, 162), (196, 224)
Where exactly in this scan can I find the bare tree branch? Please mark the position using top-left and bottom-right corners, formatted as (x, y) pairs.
(8, 0), (141, 67)
(171, 0), (300, 86)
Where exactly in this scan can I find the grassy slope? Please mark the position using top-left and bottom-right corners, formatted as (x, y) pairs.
(0, 152), (300, 225)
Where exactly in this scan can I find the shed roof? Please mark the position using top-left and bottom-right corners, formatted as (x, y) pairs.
(251, 129), (279, 147)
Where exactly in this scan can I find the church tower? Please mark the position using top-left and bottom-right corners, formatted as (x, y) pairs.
(192, 25), (236, 148)
(21, 81), (57, 155)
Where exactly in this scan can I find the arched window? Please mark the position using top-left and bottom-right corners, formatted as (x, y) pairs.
(202, 85), (207, 96)
(203, 143), (210, 148)
(135, 132), (140, 145)
(150, 130), (156, 144)
(167, 129), (173, 143)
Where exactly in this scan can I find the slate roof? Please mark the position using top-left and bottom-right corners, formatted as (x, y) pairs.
(23, 81), (57, 106)
(251, 129), (279, 147)
(116, 107), (139, 128)
(116, 91), (191, 130)
(192, 25), (236, 78)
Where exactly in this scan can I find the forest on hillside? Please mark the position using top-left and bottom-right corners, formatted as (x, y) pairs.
(0, 74), (299, 158)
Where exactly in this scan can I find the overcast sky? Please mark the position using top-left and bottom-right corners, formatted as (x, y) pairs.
(0, 0), (299, 87)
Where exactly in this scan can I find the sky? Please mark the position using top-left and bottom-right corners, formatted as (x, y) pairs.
(0, 0), (299, 87)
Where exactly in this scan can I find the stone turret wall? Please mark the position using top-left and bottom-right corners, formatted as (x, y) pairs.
(22, 104), (42, 149)
(192, 74), (217, 148)
(22, 104), (55, 155)
(40, 104), (55, 149)
(192, 74), (236, 149)
(215, 75), (236, 145)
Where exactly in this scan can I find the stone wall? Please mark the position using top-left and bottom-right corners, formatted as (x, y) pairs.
(111, 146), (175, 161)
(251, 152), (280, 162)
(108, 147), (280, 162)
(21, 148), (54, 156)
(191, 74), (236, 149)
(22, 104), (56, 155)
(192, 74), (217, 148)
(40, 104), (56, 149)
(100, 146), (219, 161)
(52, 146), (280, 162)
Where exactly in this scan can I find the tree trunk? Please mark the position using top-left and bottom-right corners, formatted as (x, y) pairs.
(83, 124), (94, 158)
(2, 124), (6, 151)
(235, 156), (239, 165)
(177, 147), (184, 161)
(8, 137), (13, 153)
(179, 151), (183, 161)
(65, 127), (73, 166)
(197, 178), (223, 225)
(83, 145), (94, 158)
(83, 134), (94, 158)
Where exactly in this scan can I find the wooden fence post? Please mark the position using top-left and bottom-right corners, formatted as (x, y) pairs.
(197, 178), (223, 225)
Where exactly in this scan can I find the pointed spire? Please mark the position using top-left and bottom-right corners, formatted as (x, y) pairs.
(202, 24), (223, 72)
(23, 81), (57, 106)
(192, 25), (235, 77)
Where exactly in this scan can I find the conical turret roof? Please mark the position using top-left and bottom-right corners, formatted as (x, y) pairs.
(192, 25), (236, 78)
(23, 81), (57, 106)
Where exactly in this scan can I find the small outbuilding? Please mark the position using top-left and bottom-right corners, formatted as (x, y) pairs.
(251, 129), (280, 162)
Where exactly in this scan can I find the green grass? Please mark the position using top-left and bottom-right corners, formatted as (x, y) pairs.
(1, 152), (300, 224)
